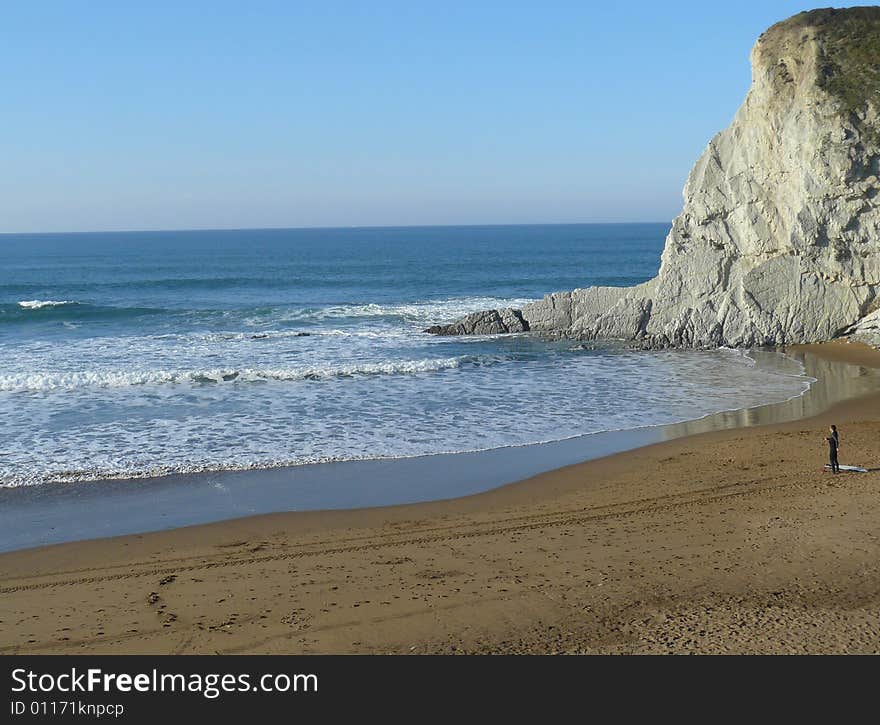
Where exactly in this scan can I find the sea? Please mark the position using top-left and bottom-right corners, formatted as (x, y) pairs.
(0, 223), (813, 489)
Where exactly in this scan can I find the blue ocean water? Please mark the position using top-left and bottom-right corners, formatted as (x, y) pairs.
(0, 224), (811, 487)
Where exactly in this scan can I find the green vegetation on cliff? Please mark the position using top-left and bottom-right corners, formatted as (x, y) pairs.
(779, 7), (880, 117)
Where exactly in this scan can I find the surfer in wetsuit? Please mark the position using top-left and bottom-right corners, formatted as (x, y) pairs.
(826, 433), (840, 473)
(830, 425), (839, 450)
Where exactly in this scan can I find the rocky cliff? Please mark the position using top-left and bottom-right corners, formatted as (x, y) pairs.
(428, 7), (880, 348)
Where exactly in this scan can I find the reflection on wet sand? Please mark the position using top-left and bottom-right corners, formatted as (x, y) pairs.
(660, 348), (880, 440)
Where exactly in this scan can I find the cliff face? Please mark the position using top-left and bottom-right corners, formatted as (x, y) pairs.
(430, 8), (880, 347)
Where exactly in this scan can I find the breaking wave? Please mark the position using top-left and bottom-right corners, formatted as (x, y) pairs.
(0, 355), (508, 392)
(1, 301), (163, 323)
(18, 299), (78, 309)
(2, 296), (532, 328)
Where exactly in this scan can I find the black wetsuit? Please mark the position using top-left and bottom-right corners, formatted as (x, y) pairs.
(828, 436), (840, 473)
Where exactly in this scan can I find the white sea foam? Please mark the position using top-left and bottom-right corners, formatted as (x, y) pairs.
(0, 346), (818, 489)
(17, 300), (78, 309)
(263, 297), (536, 325)
(151, 328), (411, 343)
(0, 357), (472, 392)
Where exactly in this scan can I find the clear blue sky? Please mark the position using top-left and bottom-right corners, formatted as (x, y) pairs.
(1, 2), (858, 233)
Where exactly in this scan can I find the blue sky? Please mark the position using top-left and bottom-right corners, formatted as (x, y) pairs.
(1, 2), (857, 232)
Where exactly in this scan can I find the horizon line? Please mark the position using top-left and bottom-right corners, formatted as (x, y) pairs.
(0, 220), (673, 237)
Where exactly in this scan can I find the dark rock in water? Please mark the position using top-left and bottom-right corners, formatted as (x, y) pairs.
(425, 308), (529, 335)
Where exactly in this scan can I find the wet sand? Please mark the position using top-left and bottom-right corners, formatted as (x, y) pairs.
(2, 340), (880, 654)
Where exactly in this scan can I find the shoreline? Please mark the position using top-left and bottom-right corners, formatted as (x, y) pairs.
(0, 343), (876, 553)
(3, 339), (880, 654)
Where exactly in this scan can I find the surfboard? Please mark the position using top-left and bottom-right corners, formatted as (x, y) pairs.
(824, 464), (868, 472)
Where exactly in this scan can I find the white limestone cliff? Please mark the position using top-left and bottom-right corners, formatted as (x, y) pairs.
(428, 8), (880, 348)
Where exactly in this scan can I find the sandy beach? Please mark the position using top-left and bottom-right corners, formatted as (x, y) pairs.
(2, 340), (880, 655)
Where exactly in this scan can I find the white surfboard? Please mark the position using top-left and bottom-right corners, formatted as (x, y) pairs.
(824, 464), (868, 472)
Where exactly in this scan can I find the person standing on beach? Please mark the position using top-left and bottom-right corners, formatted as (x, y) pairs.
(830, 425), (839, 451)
(826, 432), (840, 473)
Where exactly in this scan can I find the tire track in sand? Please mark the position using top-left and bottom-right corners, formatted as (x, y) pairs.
(0, 472), (806, 595)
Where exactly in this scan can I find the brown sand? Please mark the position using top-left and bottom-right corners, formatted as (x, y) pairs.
(2, 341), (880, 654)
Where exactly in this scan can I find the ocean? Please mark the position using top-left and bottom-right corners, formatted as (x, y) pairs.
(0, 223), (812, 489)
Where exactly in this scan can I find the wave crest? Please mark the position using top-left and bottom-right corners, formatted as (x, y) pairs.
(1, 301), (164, 324)
(263, 297), (537, 325)
(0, 356), (496, 392)
(18, 299), (78, 309)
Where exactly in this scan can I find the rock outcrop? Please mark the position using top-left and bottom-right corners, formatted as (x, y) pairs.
(427, 8), (880, 348)
(424, 308), (529, 335)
